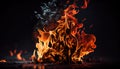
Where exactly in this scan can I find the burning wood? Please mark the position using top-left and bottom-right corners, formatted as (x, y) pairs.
(32, 0), (96, 64)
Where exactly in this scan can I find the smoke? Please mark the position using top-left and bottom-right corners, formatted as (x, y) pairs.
(34, 0), (68, 30)
(33, 0), (88, 31)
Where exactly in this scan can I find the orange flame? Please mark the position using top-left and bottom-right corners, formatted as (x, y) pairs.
(16, 50), (25, 61)
(9, 49), (26, 61)
(9, 50), (14, 56)
(81, 0), (89, 9)
(9, 49), (17, 56)
(0, 59), (6, 62)
(33, 0), (96, 63)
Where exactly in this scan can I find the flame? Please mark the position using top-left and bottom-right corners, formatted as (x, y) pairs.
(9, 50), (14, 56)
(9, 49), (26, 61)
(33, 0), (96, 63)
(81, 0), (89, 9)
(0, 59), (6, 62)
(0, 49), (26, 62)
(16, 50), (25, 61)
(9, 49), (16, 56)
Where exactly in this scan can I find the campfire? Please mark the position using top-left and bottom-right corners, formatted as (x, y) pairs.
(0, 0), (96, 65)
(31, 0), (96, 64)
(1, 0), (119, 69)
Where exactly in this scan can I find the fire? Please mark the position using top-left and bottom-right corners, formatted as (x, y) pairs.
(32, 0), (96, 63)
(0, 49), (27, 62)
(81, 0), (89, 9)
(9, 49), (26, 61)
(0, 59), (6, 62)
(16, 50), (25, 61)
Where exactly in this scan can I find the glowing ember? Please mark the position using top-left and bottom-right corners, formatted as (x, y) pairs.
(32, 0), (96, 63)
(0, 59), (6, 62)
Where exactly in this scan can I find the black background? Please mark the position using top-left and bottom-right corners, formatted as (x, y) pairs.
(0, 0), (119, 62)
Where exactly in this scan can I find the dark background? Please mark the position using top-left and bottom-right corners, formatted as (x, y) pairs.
(0, 0), (119, 63)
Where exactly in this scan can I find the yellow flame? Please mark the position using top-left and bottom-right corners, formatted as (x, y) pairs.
(33, 0), (96, 63)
